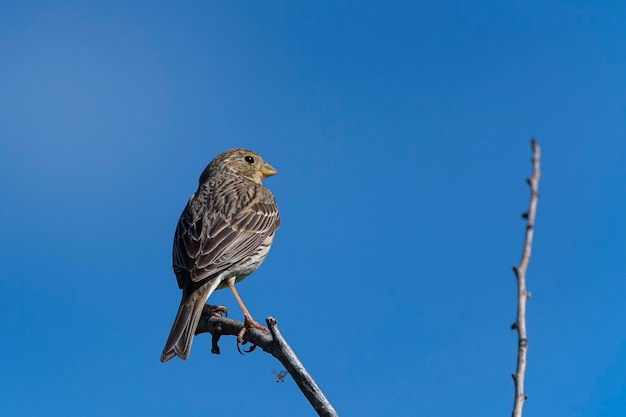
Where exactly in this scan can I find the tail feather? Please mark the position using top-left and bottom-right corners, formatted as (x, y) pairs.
(161, 280), (219, 362)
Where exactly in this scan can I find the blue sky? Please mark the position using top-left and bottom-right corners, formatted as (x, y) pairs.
(1, 1), (625, 416)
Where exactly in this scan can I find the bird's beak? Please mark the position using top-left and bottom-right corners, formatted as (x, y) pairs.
(260, 162), (278, 178)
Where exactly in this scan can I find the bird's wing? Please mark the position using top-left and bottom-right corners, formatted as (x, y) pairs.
(172, 178), (280, 287)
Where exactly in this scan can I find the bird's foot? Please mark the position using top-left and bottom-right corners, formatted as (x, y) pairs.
(236, 314), (269, 354)
(202, 304), (227, 318)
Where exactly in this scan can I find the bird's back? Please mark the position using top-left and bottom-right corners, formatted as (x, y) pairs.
(172, 173), (279, 294)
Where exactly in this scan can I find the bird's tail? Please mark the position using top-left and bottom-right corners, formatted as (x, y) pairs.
(160, 281), (218, 362)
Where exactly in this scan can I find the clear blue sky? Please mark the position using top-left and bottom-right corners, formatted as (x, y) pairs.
(1, 1), (624, 416)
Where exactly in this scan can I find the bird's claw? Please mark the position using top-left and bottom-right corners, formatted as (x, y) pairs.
(202, 304), (227, 318)
(235, 314), (268, 354)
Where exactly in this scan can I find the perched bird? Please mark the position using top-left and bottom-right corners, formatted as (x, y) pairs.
(161, 148), (280, 362)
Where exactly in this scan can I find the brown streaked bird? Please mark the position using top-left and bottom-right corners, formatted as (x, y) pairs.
(161, 148), (280, 363)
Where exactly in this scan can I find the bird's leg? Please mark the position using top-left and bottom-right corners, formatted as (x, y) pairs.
(226, 280), (269, 347)
(202, 304), (227, 318)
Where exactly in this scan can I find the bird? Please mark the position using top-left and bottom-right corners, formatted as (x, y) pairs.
(161, 148), (280, 363)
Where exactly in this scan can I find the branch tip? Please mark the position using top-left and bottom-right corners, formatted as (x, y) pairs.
(511, 139), (540, 417)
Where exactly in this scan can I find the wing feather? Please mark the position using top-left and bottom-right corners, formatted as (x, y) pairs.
(172, 175), (279, 289)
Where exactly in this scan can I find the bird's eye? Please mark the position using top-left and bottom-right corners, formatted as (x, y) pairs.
(245, 156), (255, 164)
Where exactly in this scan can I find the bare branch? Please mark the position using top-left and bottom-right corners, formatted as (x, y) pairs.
(511, 139), (541, 417)
(197, 315), (338, 417)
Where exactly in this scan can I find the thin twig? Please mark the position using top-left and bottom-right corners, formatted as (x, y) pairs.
(511, 139), (540, 417)
(196, 315), (338, 417)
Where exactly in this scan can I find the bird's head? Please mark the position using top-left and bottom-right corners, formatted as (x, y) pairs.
(200, 148), (277, 185)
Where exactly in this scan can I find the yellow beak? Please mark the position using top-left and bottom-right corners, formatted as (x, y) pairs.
(260, 162), (278, 178)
